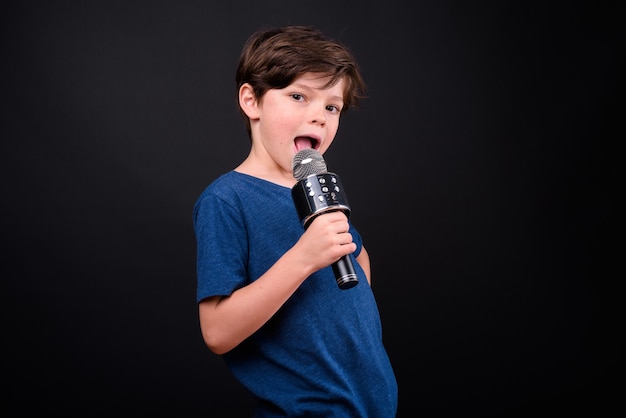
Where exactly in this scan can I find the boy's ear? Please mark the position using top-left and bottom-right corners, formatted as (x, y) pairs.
(239, 83), (260, 120)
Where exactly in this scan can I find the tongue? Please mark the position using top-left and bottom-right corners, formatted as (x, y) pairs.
(294, 137), (313, 151)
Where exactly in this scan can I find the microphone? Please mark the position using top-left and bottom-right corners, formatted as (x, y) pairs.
(291, 148), (359, 290)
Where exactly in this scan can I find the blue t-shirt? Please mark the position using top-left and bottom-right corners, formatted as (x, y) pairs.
(193, 171), (398, 417)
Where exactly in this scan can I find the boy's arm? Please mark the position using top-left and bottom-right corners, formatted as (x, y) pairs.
(356, 246), (371, 285)
(199, 210), (354, 355)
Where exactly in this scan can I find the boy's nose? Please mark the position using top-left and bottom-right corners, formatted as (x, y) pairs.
(310, 106), (326, 126)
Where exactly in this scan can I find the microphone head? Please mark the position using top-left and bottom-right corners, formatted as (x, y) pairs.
(292, 148), (327, 181)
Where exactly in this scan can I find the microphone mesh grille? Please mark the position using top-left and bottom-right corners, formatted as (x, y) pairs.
(292, 149), (327, 181)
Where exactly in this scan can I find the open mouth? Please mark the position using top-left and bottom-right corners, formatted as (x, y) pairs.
(294, 136), (319, 151)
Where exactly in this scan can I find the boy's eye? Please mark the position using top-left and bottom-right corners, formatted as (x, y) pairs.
(327, 105), (341, 113)
(291, 94), (303, 101)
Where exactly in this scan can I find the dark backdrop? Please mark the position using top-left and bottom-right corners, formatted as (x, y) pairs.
(2, 1), (621, 416)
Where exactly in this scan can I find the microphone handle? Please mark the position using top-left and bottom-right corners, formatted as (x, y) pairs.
(291, 172), (359, 290)
(333, 254), (359, 289)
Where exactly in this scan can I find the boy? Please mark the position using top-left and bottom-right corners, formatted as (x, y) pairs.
(193, 25), (398, 416)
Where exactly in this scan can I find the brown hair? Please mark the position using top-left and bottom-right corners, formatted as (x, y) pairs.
(236, 25), (366, 138)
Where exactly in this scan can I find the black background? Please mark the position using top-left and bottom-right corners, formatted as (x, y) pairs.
(2, 1), (621, 416)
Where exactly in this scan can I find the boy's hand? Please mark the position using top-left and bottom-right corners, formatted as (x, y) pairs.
(296, 211), (355, 273)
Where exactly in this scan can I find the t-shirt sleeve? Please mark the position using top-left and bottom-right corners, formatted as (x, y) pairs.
(348, 221), (363, 258)
(193, 191), (249, 302)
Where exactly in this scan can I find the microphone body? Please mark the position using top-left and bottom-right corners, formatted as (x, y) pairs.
(291, 149), (359, 290)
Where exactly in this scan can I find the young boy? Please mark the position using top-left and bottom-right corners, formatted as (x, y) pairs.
(193, 25), (398, 416)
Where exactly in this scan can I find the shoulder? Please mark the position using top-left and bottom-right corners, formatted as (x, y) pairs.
(194, 171), (250, 206)
(199, 171), (240, 195)
(193, 172), (241, 219)
(193, 171), (284, 220)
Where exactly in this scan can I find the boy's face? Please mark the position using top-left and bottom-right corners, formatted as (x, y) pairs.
(249, 72), (346, 180)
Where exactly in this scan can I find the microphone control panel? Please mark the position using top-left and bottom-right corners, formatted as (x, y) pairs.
(292, 172), (350, 228)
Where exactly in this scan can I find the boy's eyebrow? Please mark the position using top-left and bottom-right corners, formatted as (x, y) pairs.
(290, 82), (345, 103)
